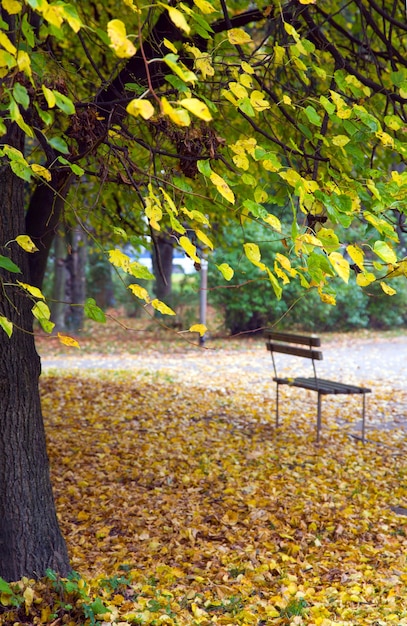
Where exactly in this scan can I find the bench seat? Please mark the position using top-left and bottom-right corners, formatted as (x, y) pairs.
(266, 331), (371, 442)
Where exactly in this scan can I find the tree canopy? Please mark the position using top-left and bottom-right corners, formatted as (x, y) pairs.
(2, 0), (407, 337)
(1, 0), (407, 581)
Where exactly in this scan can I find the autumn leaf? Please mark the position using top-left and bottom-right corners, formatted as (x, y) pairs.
(17, 280), (45, 299)
(126, 99), (155, 120)
(57, 333), (80, 347)
(216, 263), (234, 280)
(178, 98), (212, 121)
(189, 323), (207, 336)
(150, 298), (176, 315)
(15, 234), (39, 253)
(227, 28), (252, 45)
(0, 316), (13, 337)
(107, 19), (136, 58)
(210, 172), (235, 204)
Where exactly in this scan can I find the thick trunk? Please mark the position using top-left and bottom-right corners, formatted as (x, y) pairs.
(0, 125), (70, 581)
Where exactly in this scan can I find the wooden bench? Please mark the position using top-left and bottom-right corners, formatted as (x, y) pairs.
(265, 331), (371, 442)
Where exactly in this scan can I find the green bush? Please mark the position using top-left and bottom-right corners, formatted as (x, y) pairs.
(208, 222), (407, 334)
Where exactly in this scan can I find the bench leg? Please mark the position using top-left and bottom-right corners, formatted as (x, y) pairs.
(276, 384), (280, 428)
(317, 392), (322, 443)
(361, 394), (366, 443)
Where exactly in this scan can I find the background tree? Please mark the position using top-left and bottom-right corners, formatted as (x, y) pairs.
(2, 0), (407, 581)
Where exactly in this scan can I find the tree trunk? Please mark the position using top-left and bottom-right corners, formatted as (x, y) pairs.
(152, 234), (174, 303)
(51, 231), (69, 331)
(0, 124), (70, 581)
(66, 226), (87, 332)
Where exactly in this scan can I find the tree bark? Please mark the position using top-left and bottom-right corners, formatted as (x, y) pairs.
(152, 234), (174, 303)
(50, 230), (69, 331)
(0, 124), (70, 581)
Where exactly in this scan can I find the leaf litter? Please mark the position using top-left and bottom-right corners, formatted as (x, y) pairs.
(3, 337), (407, 625)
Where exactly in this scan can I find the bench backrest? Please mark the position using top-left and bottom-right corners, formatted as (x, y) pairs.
(265, 331), (323, 379)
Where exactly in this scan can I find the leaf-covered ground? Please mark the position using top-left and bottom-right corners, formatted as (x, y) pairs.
(4, 322), (407, 625)
(3, 344), (407, 626)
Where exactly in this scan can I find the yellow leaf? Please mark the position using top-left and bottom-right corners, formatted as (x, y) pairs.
(194, 54), (214, 79)
(163, 38), (177, 53)
(23, 587), (34, 609)
(42, 85), (56, 108)
(346, 244), (364, 270)
(250, 90), (270, 111)
(0, 316), (13, 338)
(356, 271), (376, 287)
(15, 235), (39, 253)
(151, 299), (176, 315)
(126, 99), (155, 120)
(332, 135), (350, 147)
(221, 510), (239, 525)
(128, 283), (150, 302)
(178, 98), (212, 121)
(380, 281), (397, 295)
(227, 28), (252, 45)
(241, 60), (254, 75)
(210, 172), (235, 204)
(279, 169), (302, 187)
(232, 153), (249, 170)
(2, 0), (22, 14)
(107, 19), (136, 58)
(263, 213), (282, 232)
(145, 198), (162, 230)
(58, 333), (80, 348)
(108, 249), (131, 272)
(17, 281), (45, 299)
(318, 290), (336, 305)
(216, 263), (234, 281)
(0, 31), (16, 55)
(179, 236), (200, 263)
(228, 81), (248, 100)
(329, 251), (350, 283)
(192, 0), (216, 13)
(163, 55), (197, 84)
(240, 73), (253, 88)
(43, 5), (64, 29)
(244, 242), (266, 270)
(195, 229), (213, 250)
(166, 6), (190, 34)
(161, 97), (190, 127)
(189, 323), (207, 336)
(31, 163), (51, 181)
(384, 258), (407, 278)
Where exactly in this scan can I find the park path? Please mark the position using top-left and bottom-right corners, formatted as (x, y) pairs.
(41, 333), (407, 388)
(40, 334), (407, 437)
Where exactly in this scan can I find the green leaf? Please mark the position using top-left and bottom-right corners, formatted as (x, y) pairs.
(165, 74), (189, 93)
(0, 254), (21, 273)
(89, 597), (111, 615)
(129, 262), (154, 280)
(0, 577), (13, 593)
(197, 160), (212, 177)
(48, 136), (70, 154)
(13, 83), (29, 109)
(373, 240), (397, 264)
(304, 105), (321, 126)
(242, 199), (268, 219)
(84, 298), (106, 323)
(0, 317), (13, 339)
(239, 97), (255, 117)
(53, 91), (75, 115)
